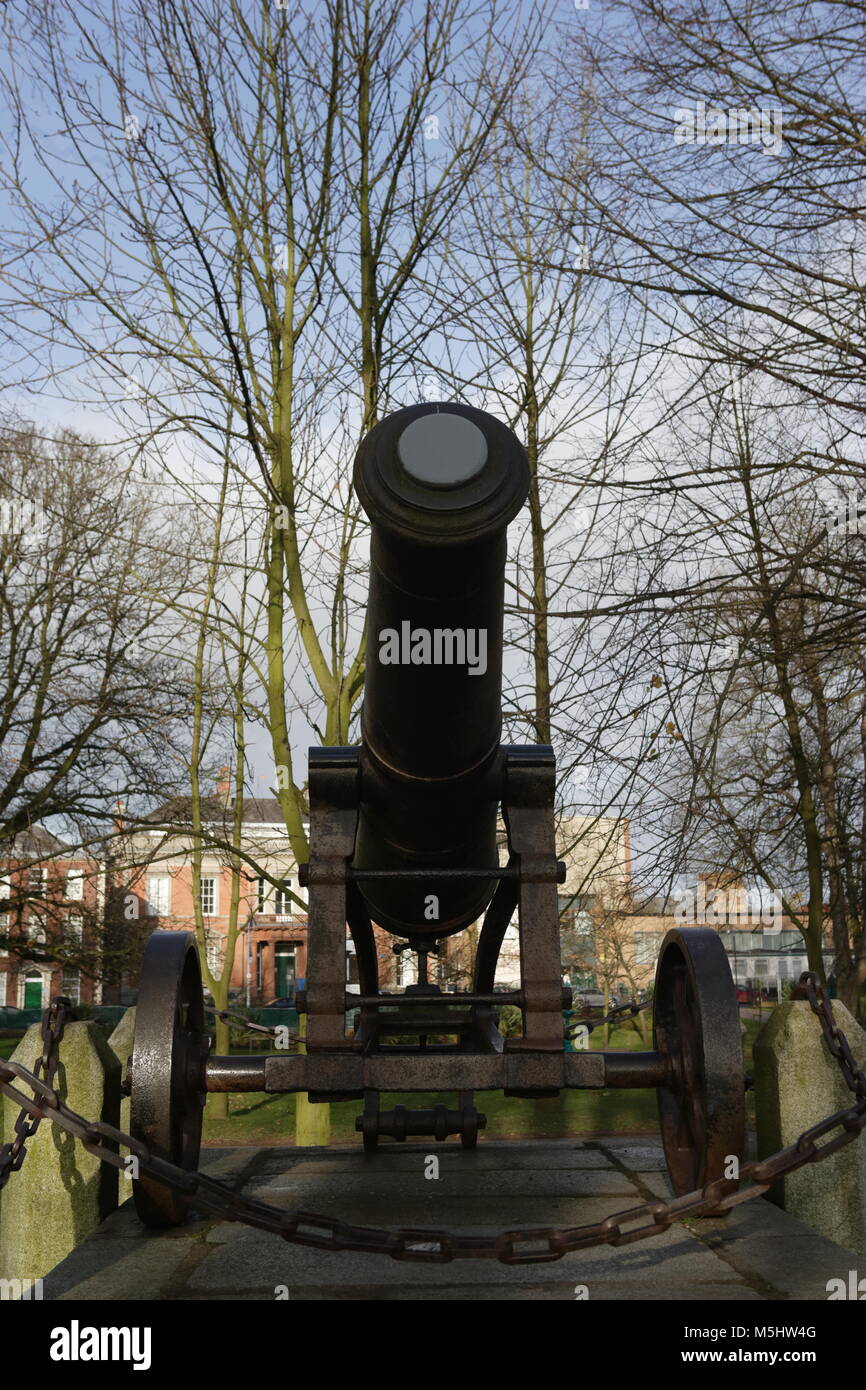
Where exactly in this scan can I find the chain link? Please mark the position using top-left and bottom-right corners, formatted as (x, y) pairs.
(208, 1007), (297, 1041)
(565, 998), (652, 1037)
(0, 995), (71, 1190)
(1, 974), (864, 1263)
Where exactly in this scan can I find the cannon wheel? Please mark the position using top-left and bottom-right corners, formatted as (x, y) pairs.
(653, 928), (745, 1200)
(130, 931), (209, 1226)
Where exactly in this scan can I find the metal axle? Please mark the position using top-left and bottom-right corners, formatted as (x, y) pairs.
(204, 1049), (669, 1094)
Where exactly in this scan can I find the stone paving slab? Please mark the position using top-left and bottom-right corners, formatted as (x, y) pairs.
(39, 1138), (858, 1301)
(245, 1169), (638, 1198)
(201, 1196), (641, 1233)
(282, 1148), (623, 1172)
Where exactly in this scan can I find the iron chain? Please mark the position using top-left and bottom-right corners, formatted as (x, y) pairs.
(565, 998), (653, 1037)
(208, 1007), (297, 1042)
(1, 974), (864, 1264)
(0, 995), (71, 1190)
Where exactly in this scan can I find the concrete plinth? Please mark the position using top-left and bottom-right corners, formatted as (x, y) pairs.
(754, 999), (866, 1254)
(0, 1021), (121, 1282)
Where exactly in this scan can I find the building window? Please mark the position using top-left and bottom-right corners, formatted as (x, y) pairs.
(29, 867), (46, 896)
(66, 869), (84, 901)
(0, 972), (6, 1006)
(634, 932), (663, 965)
(275, 880), (292, 917)
(67, 914), (83, 941)
(146, 875), (171, 916)
(200, 877), (217, 917)
(61, 969), (81, 1005)
(256, 941), (266, 992)
(0, 875), (10, 926)
(257, 877), (269, 912)
(27, 919), (47, 944)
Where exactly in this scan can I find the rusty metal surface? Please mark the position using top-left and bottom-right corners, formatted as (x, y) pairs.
(260, 1050), (606, 1093)
(299, 408), (575, 1100)
(601, 1052), (669, 1088)
(205, 1056), (269, 1092)
(501, 748), (568, 1053)
(473, 872), (520, 994)
(129, 930), (208, 1225)
(205, 1048), (655, 1094)
(2, 974), (864, 1264)
(653, 928), (746, 1197)
(355, 1091), (486, 1148)
(305, 747), (360, 1052)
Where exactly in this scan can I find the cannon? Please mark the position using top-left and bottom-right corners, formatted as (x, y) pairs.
(129, 402), (745, 1224)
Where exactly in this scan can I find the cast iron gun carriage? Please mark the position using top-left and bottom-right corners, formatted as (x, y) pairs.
(129, 403), (745, 1226)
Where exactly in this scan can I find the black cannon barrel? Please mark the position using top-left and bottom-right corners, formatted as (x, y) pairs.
(352, 402), (529, 940)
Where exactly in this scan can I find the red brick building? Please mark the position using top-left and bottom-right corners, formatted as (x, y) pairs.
(0, 826), (103, 1009)
(113, 793), (314, 1005)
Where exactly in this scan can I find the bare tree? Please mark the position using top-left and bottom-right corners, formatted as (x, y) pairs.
(0, 0), (546, 877)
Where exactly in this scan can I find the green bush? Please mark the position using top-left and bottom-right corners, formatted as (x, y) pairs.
(495, 1004), (522, 1038)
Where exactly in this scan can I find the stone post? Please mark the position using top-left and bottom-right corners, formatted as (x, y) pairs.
(0, 1021), (121, 1282)
(754, 999), (866, 1254)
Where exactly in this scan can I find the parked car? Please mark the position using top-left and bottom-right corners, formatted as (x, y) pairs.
(572, 991), (605, 1009)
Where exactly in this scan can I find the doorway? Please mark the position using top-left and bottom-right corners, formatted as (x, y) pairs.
(274, 942), (297, 999)
(23, 972), (43, 1008)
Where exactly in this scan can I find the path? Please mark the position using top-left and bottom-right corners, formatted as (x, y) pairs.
(40, 1137), (857, 1301)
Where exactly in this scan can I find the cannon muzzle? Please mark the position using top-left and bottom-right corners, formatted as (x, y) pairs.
(352, 403), (529, 940)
